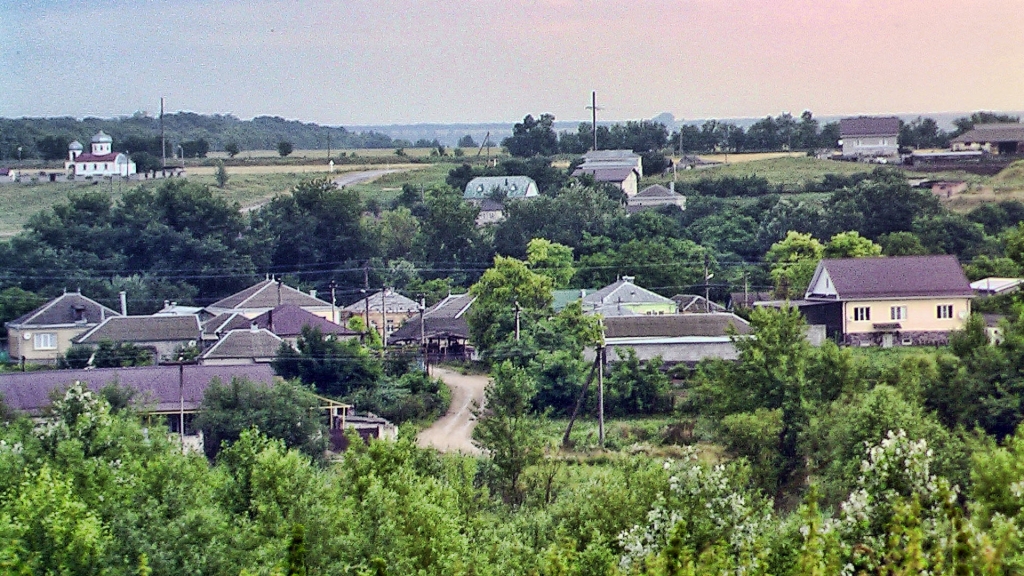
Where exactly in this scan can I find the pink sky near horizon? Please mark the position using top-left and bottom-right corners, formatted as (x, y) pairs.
(1, 0), (1021, 124)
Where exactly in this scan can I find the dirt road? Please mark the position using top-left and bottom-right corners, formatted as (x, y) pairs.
(239, 168), (409, 213)
(418, 367), (488, 454)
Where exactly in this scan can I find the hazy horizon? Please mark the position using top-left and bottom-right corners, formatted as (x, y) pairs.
(3, 0), (1022, 126)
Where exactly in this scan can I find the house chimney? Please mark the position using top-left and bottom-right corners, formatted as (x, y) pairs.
(164, 300), (170, 309)
(267, 309), (273, 332)
(250, 322), (258, 332)
(309, 289), (317, 298)
(119, 291), (127, 316)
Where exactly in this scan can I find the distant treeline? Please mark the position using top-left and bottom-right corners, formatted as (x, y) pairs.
(0, 113), (404, 162)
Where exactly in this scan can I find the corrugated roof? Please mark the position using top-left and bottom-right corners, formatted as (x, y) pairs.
(463, 176), (539, 200)
(603, 313), (751, 338)
(200, 329), (282, 360)
(807, 255), (974, 300)
(77, 315), (201, 344)
(0, 364), (275, 415)
(207, 279), (331, 311)
(7, 292), (120, 328)
(840, 116), (901, 137)
(251, 304), (356, 337)
(950, 124), (1024, 144)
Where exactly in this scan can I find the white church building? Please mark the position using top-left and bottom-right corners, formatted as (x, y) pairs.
(66, 131), (136, 178)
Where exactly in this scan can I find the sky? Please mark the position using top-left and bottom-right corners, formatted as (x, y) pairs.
(1, 0), (1022, 126)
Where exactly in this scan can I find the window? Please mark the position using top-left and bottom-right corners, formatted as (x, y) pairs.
(890, 306), (907, 320)
(937, 305), (954, 319)
(33, 333), (57, 350)
(854, 306), (870, 321)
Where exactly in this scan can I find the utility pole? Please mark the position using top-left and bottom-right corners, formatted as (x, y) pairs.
(160, 97), (166, 168)
(362, 261), (371, 344)
(419, 295), (427, 374)
(276, 276), (282, 306)
(598, 345), (605, 448)
(743, 272), (749, 309)
(329, 280), (337, 324)
(381, 287), (388, 350)
(513, 300), (521, 342)
(326, 132), (331, 161)
(586, 91), (602, 152)
(703, 255), (713, 313)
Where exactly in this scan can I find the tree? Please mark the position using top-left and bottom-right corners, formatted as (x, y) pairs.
(472, 361), (542, 503)
(214, 160), (229, 188)
(224, 142), (240, 158)
(878, 231), (928, 256)
(766, 231), (824, 299)
(824, 231), (882, 259)
(91, 341), (152, 367)
(195, 378), (326, 459)
(526, 238), (574, 288)
(273, 326), (383, 397)
(502, 114), (559, 157)
(457, 134), (477, 149)
(277, 140), (294, 157)
(467, 256), (553, 356)
(0, 287), (43, 335)
(180, 139), (209, 158)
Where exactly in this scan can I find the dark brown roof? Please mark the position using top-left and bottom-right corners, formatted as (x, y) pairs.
(950, 123), (1024, 144)
(251, 304), (357, 337)
(0, 364), (275, 415)
(840, 116), (900, 137)
(200, 329), (283, 361)
(572, 166), (637, 183)
(208, 279), (331, 311)
(387, 294), (474, 344)
(77, 315), (201, 344)
(7, 292), (120, 328)
(603, 313), (751, 338)
(202, 312), (251, 336)
(810, 255), (973, 300)
(729, 292), (774, 308)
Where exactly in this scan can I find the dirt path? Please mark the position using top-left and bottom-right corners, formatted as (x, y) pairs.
(418, 367), (488, 454)
(239, 168), (409, 213)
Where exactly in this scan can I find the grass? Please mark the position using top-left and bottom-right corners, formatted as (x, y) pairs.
(651, 156), (877, 190)
(344, 163), (452, 205)
(207, 147), (502, 160)
(0, 180), (127, 237)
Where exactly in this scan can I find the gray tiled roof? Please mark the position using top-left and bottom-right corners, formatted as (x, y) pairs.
(424, 294), (474, 319)
(583, 278), (675, 308)
(808, 255), (974, 300)
(583, 150), (640, 161)
(342, 289), (420, 314)
(386, 294), (474, 344)
(0, 364), (275, 415)
(207, 279), (331, 311)
(7, 292), (120, 328)
(604, 313), (751, 338)
(200, 329), (283, 360)
(251, 304), (357, 337)
(840, 116), (900, 137)
(572, 166), (637, 183)
(634, 185), (676, 198)
(77, 315), (201, 344)
(464, 176), (538, 200)
(202, 312), (251, 336)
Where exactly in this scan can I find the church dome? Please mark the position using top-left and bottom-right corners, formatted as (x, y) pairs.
(68, 140), (83, 151)
(91, 130), (113, 144)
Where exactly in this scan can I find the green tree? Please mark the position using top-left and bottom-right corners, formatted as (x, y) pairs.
(277, 140), (294, 157)
(824, 231), (882, 258)
(214, 160), (229, 188)
(457, 134), (477, 148)
(195, 377), (327, 459)
(472, 361), (542, 503)
(878, 231), (928, 256)
(224, 142), (240, 157)
(467, 255), (553, 357)
(92, 341), (152, 367)
(766, 231), (824, 299)
(526, 238), (574, 288)
(502, 114), (559, 157)
(273, 325), (383, 397)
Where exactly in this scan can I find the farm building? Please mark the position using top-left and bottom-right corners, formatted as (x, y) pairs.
(951, 123), (1024, 155)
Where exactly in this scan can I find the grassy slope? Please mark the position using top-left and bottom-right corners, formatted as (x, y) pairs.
(647, 156), (876, 191)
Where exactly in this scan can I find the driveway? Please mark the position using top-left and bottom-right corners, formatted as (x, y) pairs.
(418, 367), (488, 454)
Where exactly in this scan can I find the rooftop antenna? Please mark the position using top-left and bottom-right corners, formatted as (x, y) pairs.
(586, 91), (603, 151)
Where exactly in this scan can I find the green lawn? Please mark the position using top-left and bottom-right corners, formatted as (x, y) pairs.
(650, 156), (877, 190)
(0, 180), (126, 237)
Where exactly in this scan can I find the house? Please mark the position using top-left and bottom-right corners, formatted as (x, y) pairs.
(475, 198), (506, 226)
(582, 277), (677, 316)
(205, 278), (336, 321)
(65, 131), (136, 178)
(198, 327), (283, 366)
(5, 291), (121, 365)
(971, 277), (1023, 297)
(587, 313), (751, 365)
(250, 304), (358, 346)
(627, 184), (686, 214)
(802, 255), (974, 346)
(951, 123), (1024, 155)
(201, 312), (252, 342)
(342, 288), (421, 341)
(76, 315), (202, 363)
(672, 294), (727, 314)
(388, 293), (475, 362)
(153, 301), (209, 319)
(463, 176), (540, 202)
(581, 150), (644, 178)
(839, 116), (900, 159)
(572, 165), (640, 197)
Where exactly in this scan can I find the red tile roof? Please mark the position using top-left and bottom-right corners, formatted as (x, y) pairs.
(72, 152), (121, 163)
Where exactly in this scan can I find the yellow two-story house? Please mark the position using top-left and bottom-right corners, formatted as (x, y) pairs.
(803, 255), (974, 347)
(5, 292), (121, 364)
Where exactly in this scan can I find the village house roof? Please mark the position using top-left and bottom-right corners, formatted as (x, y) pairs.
(207, 279), (331, 312)
(672, 294), (727, 314)
(250, 304), (357, 337)
(572, 165), (637, 183)
(583, 277), (675, 308)
(583, 149), (640, 162)
(388, 293), (474, 343)
(477, 198), (505, 212)
(463, 176), (539, 200)
(634, 184), (676, 199)
(202, 313), (251, 337)
(76, 315), (201, 344)
(0, 363), (275, 415)
(729, 291), (775, 309)
(603, 313), (751, 339)
(199, 328), (283, 362)
(343, 289), (420, 314)
(950, 123), (1024, 144)
(806, 255), (974, 301)
(839, 116), (901, 137)
(7, 292), (121, 328)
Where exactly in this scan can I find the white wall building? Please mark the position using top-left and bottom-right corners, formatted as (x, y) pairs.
(65, 131), (136, 178)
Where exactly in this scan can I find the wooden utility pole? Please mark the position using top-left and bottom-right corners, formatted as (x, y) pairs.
(597, 346), (605, 447)
(562, 358), (598, 447)
(586, 91), (601, 152)
(381, 287), (388, 350)
(419, 295), (427, 374)
(329, 280), (337, 324)
(704, 255), (712, 313)
(513, 300), (521, 342)
(160, 97), (166, 168)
